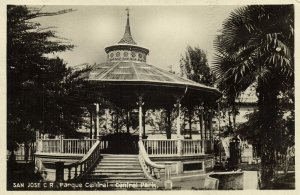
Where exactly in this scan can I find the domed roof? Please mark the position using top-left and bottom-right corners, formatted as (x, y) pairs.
(83, 9), (221, 105)
(86, 61), (220, 96)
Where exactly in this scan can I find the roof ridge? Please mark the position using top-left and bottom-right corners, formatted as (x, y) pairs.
(131, 61), (140, 80)
(151, 65), (217, 90)
(98, 61), (121, 80)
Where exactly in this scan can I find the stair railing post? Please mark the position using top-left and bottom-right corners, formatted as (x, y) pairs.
(55, 161), (65, 182)
(164, 164), (172, 190)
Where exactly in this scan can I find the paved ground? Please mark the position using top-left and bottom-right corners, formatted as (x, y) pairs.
(171, 174), (207, 190)
(243, 171), (258, 189)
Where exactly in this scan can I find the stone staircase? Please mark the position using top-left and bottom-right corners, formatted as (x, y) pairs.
(84, 154), (158, 190)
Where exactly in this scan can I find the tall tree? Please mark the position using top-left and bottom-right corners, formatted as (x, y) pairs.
(7, 5), (86, 151)
(213, 5), (294, 188)
(180, 46), (216, 86)
(180, 46), (216, 139)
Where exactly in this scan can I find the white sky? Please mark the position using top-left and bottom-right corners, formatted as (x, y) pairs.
(33, 5), (240, 72)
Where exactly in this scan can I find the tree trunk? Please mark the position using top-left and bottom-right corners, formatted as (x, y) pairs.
(188, 108), (192, 139)
(258, 82), (280, 189)
(166, 109), (172, 139)
(199, 108), (203, 139)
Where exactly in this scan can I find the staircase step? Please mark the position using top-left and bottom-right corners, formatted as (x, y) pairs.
(84, 154), (151, 185)
(101, 157), (139, 161)
(85, 176), (147, 180)
(99, 159), (140, 163)
(101, 154), (138, 158)
(90, 172), (144, 176)
(96, 165), (142, 169)
(97, 163), (140, 167)
(93, 169), (143, 173)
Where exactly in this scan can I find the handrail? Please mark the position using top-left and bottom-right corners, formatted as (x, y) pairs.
(61, 140), (102, 181)
(139, 141), (165, 169)
(66, 140), (100, 167)
(138, 140), (172, 186)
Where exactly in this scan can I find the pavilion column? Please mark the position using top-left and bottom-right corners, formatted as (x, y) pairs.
(142, 109), (146, 138)
(116, 111), (119, 133)
(89, 109), (93, 139)
(208, 108), (214, 152)
(176, 98), (182, 156)
(166, 108), (172, 139)
(188, 106), (193, 139)
(126, 110), (130, 133)
(198, 105), (204, 140)
(208, 109), (213, 139)
(204, 107), (208, 140)
(94, 103), (100, 139)
(138, 96), (144, 140)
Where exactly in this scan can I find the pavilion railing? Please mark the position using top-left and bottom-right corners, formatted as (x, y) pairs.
(7, 142), (36, 162)
(182, 139), (204, 155)
(37, 138), (98, 154)
(143, 139), (177, 156)
(143, 139), (213, 156)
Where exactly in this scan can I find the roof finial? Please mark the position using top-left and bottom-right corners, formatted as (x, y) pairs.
(126, 8), (129, 17)
(118, 8), (136, 45)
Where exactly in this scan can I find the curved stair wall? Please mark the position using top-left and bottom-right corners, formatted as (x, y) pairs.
(138, 140), (173, 189)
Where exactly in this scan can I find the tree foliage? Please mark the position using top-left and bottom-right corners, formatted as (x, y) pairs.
(180, 46), (215, 86)
(7, 5), (87, 150)
(213, 5), (294, 188)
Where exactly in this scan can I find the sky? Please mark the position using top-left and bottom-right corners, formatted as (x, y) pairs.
(33, 5), (241, 72)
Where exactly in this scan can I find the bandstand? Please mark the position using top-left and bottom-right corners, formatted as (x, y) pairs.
(35, 10), (222, 189)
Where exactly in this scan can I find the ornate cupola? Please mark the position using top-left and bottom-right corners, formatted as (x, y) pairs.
(105, 9), (149, 63)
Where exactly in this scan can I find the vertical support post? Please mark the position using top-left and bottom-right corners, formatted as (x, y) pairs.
(138, 96), (143, 140)
(209, 108), (214, 152)
(116, 111), (119, 133)
(176, 98), (182, 156)
(188, 107), (192, 139)
(208, 108), (213, 139)
(142, 109), (146, 139)
(36, 131), (39, 141)
(164, 165), (173, 190)
(202, 139), (205, 154)
(217, 101), (222, 163)
(111, 112), (114, 132)
(89, 110), (93, 139)
(126, 110), (130, 133)
(204, 107), (207, 140)
(166, 108), (172, 139)
(36, 131), (41, 152)
(55, 161), (65, 182)
(94, 103), (99, 139)
(199, 105), (204, 140)
(60, 134), (64, 153)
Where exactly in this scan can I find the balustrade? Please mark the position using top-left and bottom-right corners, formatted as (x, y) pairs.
(38, 139), (98, 154)
(142, 139), (211, 156)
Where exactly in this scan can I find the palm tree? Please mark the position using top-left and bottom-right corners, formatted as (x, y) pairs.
(213, 5), (294, 188)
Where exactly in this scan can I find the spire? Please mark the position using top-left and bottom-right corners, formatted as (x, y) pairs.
(118, 8), (137, 45)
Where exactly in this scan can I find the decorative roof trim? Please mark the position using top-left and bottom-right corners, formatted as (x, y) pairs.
(104, 44), (149, 54)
